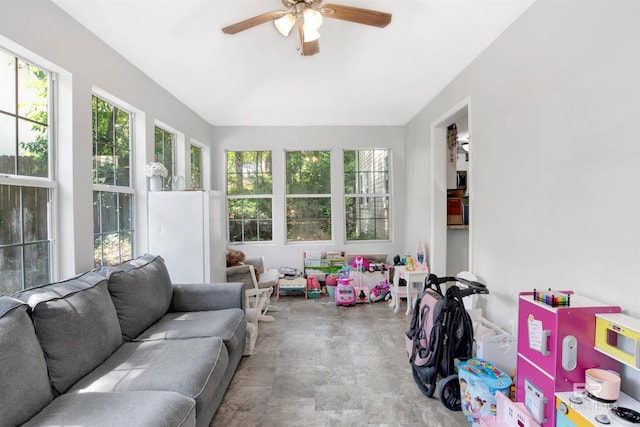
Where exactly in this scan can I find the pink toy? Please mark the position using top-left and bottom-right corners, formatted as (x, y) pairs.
(353, 256), (369, 303)
(369, 280), (390, 302)
(351, 255), (370, 272)
(335, 268), (356, 306)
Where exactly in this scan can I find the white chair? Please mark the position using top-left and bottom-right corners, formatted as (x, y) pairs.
(226, 257), (278, 322)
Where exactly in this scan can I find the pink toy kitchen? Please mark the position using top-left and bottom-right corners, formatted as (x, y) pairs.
(509, 289), (640, 427)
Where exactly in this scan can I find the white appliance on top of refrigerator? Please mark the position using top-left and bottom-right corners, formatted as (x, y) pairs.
(148, 191), (226, 284)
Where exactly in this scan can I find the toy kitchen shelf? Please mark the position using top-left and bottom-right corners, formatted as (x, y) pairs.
(594, 312), (640, 371)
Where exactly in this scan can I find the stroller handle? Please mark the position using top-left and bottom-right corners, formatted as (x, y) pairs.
(425, 274), (489, 296)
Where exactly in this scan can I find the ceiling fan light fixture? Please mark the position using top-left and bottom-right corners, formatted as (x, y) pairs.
(303, 8), (323, 30)
(274, 13), (296, 36)
(302, 25), (321, 42)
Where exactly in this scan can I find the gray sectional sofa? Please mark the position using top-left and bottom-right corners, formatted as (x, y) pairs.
(0, 254), (246, 427)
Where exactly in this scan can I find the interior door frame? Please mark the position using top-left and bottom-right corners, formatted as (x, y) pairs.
(430, 96), (472, 276)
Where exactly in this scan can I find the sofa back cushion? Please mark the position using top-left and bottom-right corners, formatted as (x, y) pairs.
(12, 271), (123, 395)
(0, 297), (54, 426)
(100, 254), (173, 341)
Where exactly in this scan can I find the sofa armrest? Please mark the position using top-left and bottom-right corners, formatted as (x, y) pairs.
(170, 283), (245, 312)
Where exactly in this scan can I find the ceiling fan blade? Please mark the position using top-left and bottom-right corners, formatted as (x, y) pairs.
(321, 4), (391, 28)
(302, 39), (320, 56)
(222, 10), (287, 35)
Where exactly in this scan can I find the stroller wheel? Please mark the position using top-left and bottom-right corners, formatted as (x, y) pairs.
(411, 365), (436, 398)
(438, 375), (462, 411)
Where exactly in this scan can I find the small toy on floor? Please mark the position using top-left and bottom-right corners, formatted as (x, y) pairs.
(335, 267), (356, 306)
(369, 281), (390, 302)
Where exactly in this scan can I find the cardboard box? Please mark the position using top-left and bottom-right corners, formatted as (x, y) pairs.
(447, 197), (464, 225)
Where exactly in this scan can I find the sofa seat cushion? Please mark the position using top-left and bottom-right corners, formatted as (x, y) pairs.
(135, 308), (246, 355)
(23, 391), (196, 427)
(69, 337), (228, 419)
(11, 271), (123, 395)
(0, 297), (54, 427)
(100, 254), (173, 341)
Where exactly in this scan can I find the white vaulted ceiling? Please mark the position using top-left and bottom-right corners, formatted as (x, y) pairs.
(52, 0), (535, 126)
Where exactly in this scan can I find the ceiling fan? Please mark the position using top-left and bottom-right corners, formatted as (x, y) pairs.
(221, 0), (392, 56)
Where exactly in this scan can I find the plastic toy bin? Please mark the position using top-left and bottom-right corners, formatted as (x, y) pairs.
(458, 359), (512, 426)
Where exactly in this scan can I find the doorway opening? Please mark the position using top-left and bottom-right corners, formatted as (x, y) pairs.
(430, 98), (471, 276)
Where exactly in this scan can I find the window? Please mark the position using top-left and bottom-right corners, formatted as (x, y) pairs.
(154, 126), (174, 190)
(0, 49), (53, 294)
(344, 149), (390, 241)
(190, 144), (202, 190)
(286, 150), (331, 242)
(226, 151), (272, 242)
(92, 95), (134, 267)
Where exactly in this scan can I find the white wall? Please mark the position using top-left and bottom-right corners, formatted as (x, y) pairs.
(405, 0), (640, 394)
(0, 0), (213, 278)
(212, 126), (408, 271)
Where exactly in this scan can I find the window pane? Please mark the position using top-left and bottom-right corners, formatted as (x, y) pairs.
(101, 233), (120, 266)
(93, 189), (134, 266)
(286, 150), (330, 194)
(227, 197), (272, 242)
(115, 147), (130, 187)
(120, 231), (132, 262)
(95, 98), (113, 143)
(0, 246), (22, 295)
(94, 235), (102, 268)
(17, 60), (48, 124)
(345, 196), (389, 241)
(100, 191), (117, 233)
(190, 145), (202, 190)
(115, 108), (129, 149)
(226, 151), (272, 195)
(18, 118), (48, 177)
(0, 184), (21, 245)
(286, 197), (331, 241)
(24, 242), (49, 287)
(154, 127), (174, 191)
(95, 142), (115, 185)
(118, 193), (133, 230)
(0, 51), (16, 114)
(344, 149), (389, 194)
(22, 186), (48, 242)
(258, 219), (272, 241)
(0, 113), (16, 175)
(93, 191), (101, 234)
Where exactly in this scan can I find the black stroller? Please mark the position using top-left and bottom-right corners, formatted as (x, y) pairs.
(405, 273), (489, 411)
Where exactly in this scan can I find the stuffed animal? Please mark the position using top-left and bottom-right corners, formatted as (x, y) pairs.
(226, 248), (245, 267)
(226, 248), (260, 282)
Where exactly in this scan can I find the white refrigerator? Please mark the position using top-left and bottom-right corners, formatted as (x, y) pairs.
(148, 191), (226, 284)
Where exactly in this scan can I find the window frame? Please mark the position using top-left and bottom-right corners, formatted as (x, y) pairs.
(91, 94), (135, 267)
(154, 125), (175, 191)
(285, 149), (332, 243)
(225, 150), (273, 243)
(0, 47), (56, 293)
(343, 148), (391, 242)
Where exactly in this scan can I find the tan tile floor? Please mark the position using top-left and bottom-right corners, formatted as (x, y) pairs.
(211, 294), (468, 426)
